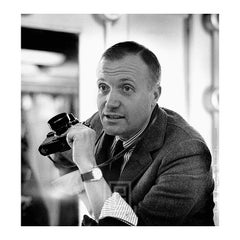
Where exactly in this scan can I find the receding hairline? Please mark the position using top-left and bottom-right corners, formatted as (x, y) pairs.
(101, 54), (160, 88)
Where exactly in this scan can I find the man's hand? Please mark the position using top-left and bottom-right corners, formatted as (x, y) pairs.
(66, 123), (97, 173)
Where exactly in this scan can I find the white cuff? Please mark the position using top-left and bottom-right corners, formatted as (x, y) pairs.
(99, 192), (138, 226)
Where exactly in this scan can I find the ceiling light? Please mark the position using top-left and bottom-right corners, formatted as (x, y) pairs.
(21, 49), (66, 66)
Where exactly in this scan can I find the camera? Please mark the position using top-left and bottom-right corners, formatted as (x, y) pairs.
(38, 113), (80, 156)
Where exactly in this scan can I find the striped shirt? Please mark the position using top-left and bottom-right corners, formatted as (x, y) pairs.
(99, 120), (150, 225)
(110, 123), (147, 174)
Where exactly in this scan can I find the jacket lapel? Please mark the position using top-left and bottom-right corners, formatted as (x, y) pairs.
(95, 132), (114, 165)
(119, 142), (153, 184)
(119, 106), (168, 186)
(94, 132), (114, 181)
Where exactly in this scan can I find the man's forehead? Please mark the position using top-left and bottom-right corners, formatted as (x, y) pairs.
(97, 55), (149, 76)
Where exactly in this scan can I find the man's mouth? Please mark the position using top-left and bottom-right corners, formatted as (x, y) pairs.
(104, 114), (125, 120)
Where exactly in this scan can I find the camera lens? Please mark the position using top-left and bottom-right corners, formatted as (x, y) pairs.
(48, 113), (71, 135)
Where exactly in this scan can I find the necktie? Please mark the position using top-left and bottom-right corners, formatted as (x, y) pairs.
(110, 140), (124, 181)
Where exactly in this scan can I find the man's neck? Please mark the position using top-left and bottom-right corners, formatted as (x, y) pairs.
(116, 115), (151, 148)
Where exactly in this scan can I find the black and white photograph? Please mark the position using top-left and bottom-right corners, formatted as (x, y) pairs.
(1, 0), (240, 239)
(20, 13), (218, 226)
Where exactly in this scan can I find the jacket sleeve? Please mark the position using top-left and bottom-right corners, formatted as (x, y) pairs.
(135, 139), (215, 226)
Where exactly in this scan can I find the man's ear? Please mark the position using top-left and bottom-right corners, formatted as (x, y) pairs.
(152, 85), (161, 106)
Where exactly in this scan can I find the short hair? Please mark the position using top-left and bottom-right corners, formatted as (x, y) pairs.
(101, 41), (161, 86)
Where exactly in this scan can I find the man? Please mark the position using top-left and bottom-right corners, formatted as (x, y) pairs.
(54, 41), (215, 226)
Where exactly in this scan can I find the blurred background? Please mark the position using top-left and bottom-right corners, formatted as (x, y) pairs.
(21, 14), (219, 226)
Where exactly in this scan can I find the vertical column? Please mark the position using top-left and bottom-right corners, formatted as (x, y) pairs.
(202, 14), (219, 225)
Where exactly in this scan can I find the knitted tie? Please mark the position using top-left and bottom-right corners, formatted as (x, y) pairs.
(110, 140), (124, 181)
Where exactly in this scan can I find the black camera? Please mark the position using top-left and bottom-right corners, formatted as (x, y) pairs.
(38, 113), (80, 156)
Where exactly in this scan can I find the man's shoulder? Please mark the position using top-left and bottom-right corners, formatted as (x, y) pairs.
(162, 107), (205, 143)
(156, 108), (211, 166)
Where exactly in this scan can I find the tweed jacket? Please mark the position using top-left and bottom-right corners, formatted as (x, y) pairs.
(85, 105), (215, 226)
(55, 105), (215, 225)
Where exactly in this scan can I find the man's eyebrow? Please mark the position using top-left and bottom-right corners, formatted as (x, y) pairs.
(119, 78), (135, 84)
(97, 78), (135, 84)
(97, 78), (106, 82)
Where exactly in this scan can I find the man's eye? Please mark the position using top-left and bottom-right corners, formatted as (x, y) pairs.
(98, 83), (109, 92)
(122, 85), (134, 93)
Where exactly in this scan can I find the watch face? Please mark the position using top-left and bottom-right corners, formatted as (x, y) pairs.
(92, 168), (102, 180)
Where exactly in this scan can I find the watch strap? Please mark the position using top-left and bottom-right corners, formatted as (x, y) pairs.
(81, 171), (94, 182)
(81, 167), (102, 182)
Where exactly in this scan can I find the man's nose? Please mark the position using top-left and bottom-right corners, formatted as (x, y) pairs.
(105, 90), (120, 109)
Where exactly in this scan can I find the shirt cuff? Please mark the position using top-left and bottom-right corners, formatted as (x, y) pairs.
(99, 192), (138, 226)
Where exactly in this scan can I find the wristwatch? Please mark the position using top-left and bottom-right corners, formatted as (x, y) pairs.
(81, 167), (103, 182)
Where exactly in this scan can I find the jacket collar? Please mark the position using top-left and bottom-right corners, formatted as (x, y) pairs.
(140, 104), (167, 152)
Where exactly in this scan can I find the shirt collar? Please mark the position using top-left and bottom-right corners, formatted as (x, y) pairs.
(115, 118), (150, 149)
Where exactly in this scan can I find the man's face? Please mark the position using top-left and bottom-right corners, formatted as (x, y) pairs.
(97, 54), (159, 139)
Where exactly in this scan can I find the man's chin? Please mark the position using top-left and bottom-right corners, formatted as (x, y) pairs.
(103, 126), (124, 137)
(104, 128), (121, 136)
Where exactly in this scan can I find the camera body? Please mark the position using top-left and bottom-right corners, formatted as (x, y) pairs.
(38, 113), (79, 156)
